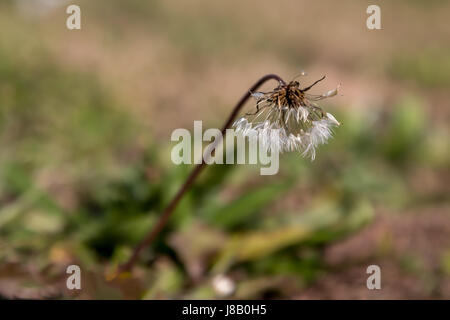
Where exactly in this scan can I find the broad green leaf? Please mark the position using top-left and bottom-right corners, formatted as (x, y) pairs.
(203, 182), (291, 229)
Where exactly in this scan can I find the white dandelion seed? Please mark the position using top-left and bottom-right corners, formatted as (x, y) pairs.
(233, 76), (340, 160)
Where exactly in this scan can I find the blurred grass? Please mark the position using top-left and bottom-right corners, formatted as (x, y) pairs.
(390, 50), (450, 88)
(0, 0), (449, 299)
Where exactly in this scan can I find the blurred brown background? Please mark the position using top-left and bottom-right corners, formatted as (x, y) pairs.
(0, 0), (449, 299)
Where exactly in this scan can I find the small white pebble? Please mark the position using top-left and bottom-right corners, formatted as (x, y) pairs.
(212, 274), (235, 297)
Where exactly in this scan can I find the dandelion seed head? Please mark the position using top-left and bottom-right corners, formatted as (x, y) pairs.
(233, 75), (340, 160)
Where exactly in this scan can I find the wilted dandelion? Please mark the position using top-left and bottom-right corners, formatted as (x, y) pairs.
(233, 75), (340, 160)
(118, 73), (341, 276)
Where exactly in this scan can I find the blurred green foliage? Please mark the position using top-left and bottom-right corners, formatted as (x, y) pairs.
(1, 37), (447, 296)
(0, 0), (449, 299)
(390, 51), (450, 88)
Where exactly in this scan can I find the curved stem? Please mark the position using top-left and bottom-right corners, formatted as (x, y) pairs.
(118, 74), (285, 274)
